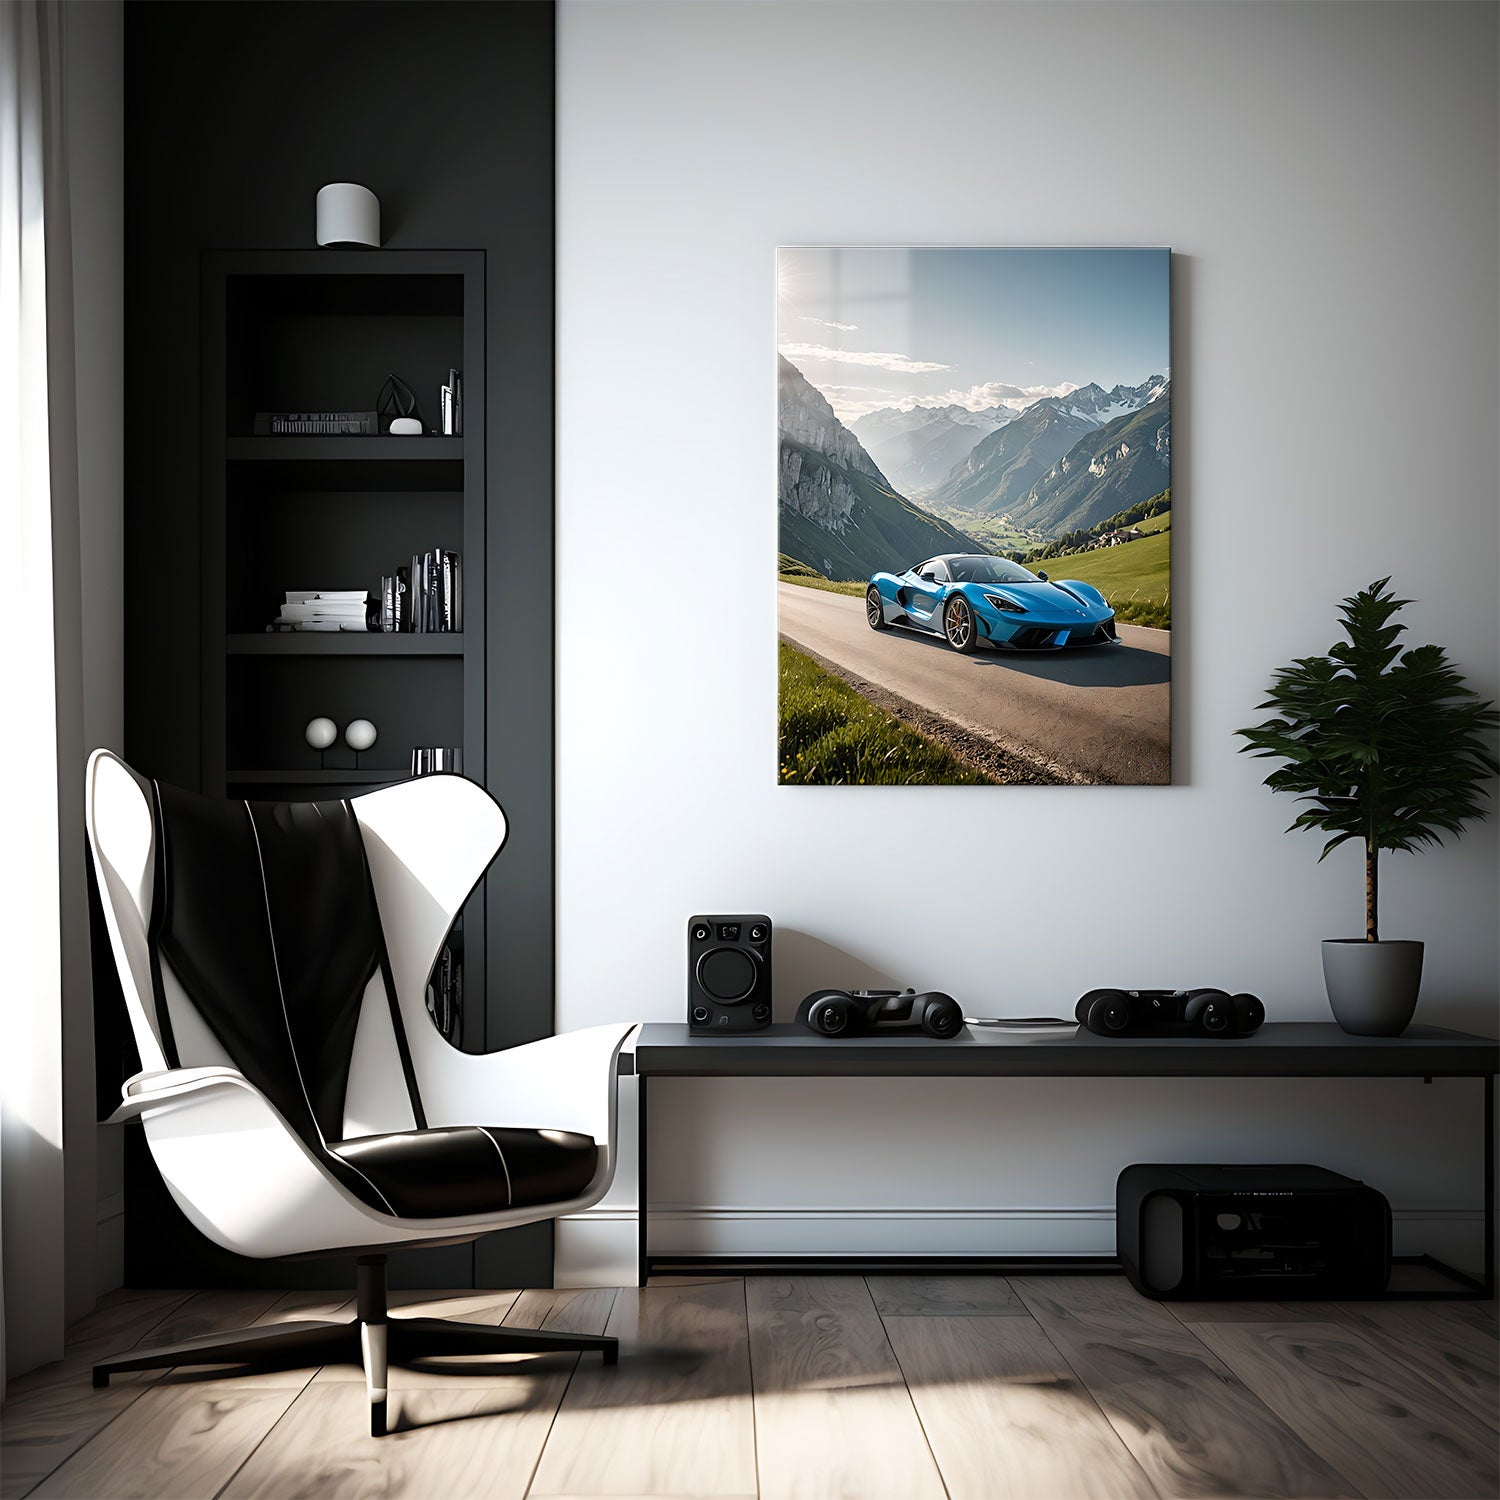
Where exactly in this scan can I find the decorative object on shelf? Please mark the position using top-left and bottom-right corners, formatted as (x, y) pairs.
(269, 589), (373, 632)
(1237, 578), (1498, 1037)
(305, 717), (338, 769)
(411, 747), (462, 776)
(776, 246), (1171, 788)
(315, 182), (380, 248)
(254, 410), (377, 436)
(796, 987), (964, 1039)
(440, 368), (463, 436)
(1074, 987), (1264, 1039)
(376, 373), (420, 435)
(344, 719), (378, 768)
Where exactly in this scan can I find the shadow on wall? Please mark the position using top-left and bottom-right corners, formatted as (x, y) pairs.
(773, 929), (905, 1020)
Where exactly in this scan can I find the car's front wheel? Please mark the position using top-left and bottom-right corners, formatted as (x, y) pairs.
(943, 595), (978, 653)
(865, 585), (888, 631)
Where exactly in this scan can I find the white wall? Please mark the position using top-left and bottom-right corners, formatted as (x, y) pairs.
(554, 0), (1499, 1279)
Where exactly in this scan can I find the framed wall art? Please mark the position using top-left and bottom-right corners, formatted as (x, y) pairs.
(777, 246), (1171, 787)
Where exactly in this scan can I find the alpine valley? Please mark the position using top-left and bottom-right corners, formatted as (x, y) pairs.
(778, 356), (985, 581)
(778, 360), (1170, 580)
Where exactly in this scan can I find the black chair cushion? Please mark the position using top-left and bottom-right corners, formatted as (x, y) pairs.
(330, 1127), (598, 1218)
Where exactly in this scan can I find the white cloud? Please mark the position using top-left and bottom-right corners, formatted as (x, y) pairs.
(796, 382), (908, 422)
(779, 342), (951, 374)
(930, 380), (1080, 413)
(801, 316), (859, 332)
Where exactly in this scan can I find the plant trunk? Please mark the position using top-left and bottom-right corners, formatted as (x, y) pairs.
(1365, 836), (1378, 942)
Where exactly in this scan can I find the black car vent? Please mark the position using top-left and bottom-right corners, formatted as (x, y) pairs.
(1011, 627), (1054, 649)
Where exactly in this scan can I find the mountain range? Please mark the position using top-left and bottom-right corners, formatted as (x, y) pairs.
(923, 377), (1169, 535)
(778, 357), (984, 580)
(850, 403), (1013, 497)
(1009, 389), (1172, 537)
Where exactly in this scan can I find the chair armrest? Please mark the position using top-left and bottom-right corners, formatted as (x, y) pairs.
(419, 1023), (638, 1148)
(104, 1066), (253, 1124)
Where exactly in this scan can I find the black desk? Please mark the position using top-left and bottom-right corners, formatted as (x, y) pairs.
(628, 1022), (1499, 1291)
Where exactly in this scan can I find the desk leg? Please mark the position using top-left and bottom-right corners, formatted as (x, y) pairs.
(1485, 1073), (1494, 1298)
(637, 1074), (650, 1288)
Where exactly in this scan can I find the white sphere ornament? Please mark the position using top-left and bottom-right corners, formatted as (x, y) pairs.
(316, 183), (380, 248)
(344, 719), (378, 752)
(304, 717), (337, 751)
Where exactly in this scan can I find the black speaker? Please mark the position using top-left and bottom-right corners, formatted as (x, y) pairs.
(1118, 1164), (1391, 1299)
(688, 915), (772, 1033)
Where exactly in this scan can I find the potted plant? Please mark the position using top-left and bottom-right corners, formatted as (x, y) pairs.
(1237, 579), (1498, 1035)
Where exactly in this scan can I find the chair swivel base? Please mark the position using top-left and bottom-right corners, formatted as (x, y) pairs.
(90, 1257), (618, 1436)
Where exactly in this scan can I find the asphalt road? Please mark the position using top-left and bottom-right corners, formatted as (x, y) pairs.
(778, 582), (1171, 784)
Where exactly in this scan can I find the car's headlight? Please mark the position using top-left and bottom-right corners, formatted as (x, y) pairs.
(982, 592), (1026, 614)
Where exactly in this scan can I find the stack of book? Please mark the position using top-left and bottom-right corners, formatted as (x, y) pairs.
(380, 550), (461, 633)
(254, 411), (378, 435)
(268, 590), (373, 632)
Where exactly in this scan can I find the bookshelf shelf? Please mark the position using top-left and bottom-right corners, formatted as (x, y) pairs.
(228, 436), (465, 462)
(228, 768), (408, 786)
(227, 632), (465, 656)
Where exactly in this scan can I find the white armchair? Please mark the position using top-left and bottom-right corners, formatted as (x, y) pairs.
(86, 749), (634, 1434)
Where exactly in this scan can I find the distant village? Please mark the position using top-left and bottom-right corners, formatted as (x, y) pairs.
(1081, 526), (1144, 551)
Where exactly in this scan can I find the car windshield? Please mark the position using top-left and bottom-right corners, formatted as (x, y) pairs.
(947, 556), (1040, 585)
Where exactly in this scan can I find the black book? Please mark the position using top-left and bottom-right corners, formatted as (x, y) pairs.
(395, 565), (411, 632)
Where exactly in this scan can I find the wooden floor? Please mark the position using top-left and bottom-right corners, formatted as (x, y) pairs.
(2, 1275), (1495, 1499)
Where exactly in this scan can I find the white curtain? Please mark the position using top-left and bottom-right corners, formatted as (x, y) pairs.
(0, 0), (85, 1391)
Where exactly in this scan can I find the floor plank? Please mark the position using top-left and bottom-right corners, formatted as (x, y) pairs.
(223, 1286), (615, 1500)
(221, 1369), (578, 1500)
(505, 1286), (618, 1335)
(1306, 1300), (1498, 1431)
(746, 1276), (945, 1500)
(0, 1290), (285, 1499)
(4, 1288), (193, 1403)
(29, 1385), (301, 1500)
(865, 1275), (1026, 1317)
(527, 1277), (757, 1500)
(882, 1312), (1156, 1500)
(1011, 1276), (1355, 1498)
(1194, 1319), (1500, 1500)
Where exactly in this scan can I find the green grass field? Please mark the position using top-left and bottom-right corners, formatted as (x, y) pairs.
(779, 572), (866, 598)
(1041, 528), (1171, 629)
(778, 643), (989, 785)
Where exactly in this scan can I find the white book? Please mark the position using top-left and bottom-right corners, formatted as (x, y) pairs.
(285, 589), (368, 603)
(277, 602), (368, 618)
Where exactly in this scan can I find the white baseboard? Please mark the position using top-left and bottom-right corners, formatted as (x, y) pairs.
(554, 1203), (1485, 1285)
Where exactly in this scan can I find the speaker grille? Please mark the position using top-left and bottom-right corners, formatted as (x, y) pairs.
(1141, 1193), (1184, 1293)
(698, 947), (756, 1002)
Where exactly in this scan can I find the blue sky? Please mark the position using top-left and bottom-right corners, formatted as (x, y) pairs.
(777, 247), (1170, 422)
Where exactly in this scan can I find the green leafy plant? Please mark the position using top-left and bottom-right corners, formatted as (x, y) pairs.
(1237, 579), (1498, 941)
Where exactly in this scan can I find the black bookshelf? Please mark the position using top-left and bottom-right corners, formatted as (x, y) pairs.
(125, 0), (557, 1290)
(202, 250), (487, 1050)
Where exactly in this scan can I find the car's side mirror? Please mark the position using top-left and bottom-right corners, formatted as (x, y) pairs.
(1036, 570), (1048, 581)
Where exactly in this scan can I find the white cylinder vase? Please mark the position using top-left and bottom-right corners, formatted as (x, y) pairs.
(316, 183), (380, 248)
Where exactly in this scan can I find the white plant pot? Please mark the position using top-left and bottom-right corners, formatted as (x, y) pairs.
(1321, 939), (1423, 1036)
